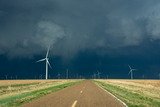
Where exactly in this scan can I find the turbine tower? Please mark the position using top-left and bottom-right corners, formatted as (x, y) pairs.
(128, 65), (136, 79)
(37, 46), (52, 80)
(57, 73), (61, 79)
(97, 70), (101, 79)
(5, 75), (8, 80)
(93, 73), (96, 79)
(66, 69), (69, 79)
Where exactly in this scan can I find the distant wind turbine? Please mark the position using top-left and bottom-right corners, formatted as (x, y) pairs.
(5, 75), (8, 80)
(128, 65), (136, 79)
(97, 70), (101, 79)
(106, 75), (109, 79)
(93, 73), (96, 79)
(15, 75), (17, 80)
(39, 74), (43, 79)
(37, 46), (52, 80)
(66, 69), (69, 79)
(57, 73), (61, 79)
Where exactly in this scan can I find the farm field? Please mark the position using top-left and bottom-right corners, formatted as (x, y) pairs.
(95, 79), (160, 107)
(0, 79), (81, 107)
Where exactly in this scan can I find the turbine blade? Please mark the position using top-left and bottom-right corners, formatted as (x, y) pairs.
(46, 45), (51, 58)
(128, 65), (132, 70)
(47, 60), (52, 69)
(128, 70), (131, 75)
(36, 58), (46, 62)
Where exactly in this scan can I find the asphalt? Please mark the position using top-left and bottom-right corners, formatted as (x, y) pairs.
(22, 80), (125, 107)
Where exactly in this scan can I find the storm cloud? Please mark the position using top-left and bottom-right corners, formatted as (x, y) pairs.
(0, 0), (160, 59)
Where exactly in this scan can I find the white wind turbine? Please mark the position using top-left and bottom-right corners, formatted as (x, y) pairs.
(57, 73), (61, 79)
(93, 73), (96, 79)
(97, 70), (101, 79)
(66, 69), (69, 79)
(37, 46), (52, 80)
(128, 65), (136, 79)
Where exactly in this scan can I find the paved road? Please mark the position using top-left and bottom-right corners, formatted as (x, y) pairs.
(22, 80), (125, 107)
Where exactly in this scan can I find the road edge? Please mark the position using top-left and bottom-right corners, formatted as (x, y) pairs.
(94, 81), (128, 107)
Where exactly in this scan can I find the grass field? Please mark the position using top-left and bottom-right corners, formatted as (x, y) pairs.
(95, 79), (160, 107)
(0, 79), (82, 107)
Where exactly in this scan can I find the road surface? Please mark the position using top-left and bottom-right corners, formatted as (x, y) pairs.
(22, 80), (126, 107)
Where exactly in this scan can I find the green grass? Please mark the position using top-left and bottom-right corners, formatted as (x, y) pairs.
(94, 80), (160, 107)
(0, 81), (81, 107)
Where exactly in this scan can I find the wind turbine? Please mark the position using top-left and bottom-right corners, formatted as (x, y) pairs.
(66, 69), (69, 79)
(57, 73), (61, 79)
(106, 75), (109, 79)
(15, 75), (17, 80)
(5, 75), (8, 80)
(93, 73), (96, 79)
(128, 65), (136, 79)
(97, 70), (101, 79)
(39, 74), (43, 79)
(37, 46), (52, 80)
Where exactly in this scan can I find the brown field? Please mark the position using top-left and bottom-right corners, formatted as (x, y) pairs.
(96, 79), (160, 107)
(0, 79), (80, 105)
(1, 79), (159, 107)
(0, 79), (82, 107)
(98, 79), (160, 98)
(0, 79), (69, 86)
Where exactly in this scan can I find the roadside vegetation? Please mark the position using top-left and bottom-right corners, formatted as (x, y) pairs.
(95, 79), (160, 107)
(0, 80), (82, 107)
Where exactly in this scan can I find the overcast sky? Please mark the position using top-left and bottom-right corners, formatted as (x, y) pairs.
(0, 0), (160, 79)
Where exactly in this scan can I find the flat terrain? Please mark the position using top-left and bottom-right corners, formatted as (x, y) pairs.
(0, 80), (55, 86)
(0, 79), (80, 107)
(22, 80), (125, 107)
(96, 79), (160, 107)
(0, 80), (74, 99)
(1, 79), (158, 107)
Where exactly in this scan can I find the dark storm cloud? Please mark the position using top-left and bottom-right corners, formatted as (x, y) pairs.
(0, 0), (160, 59)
